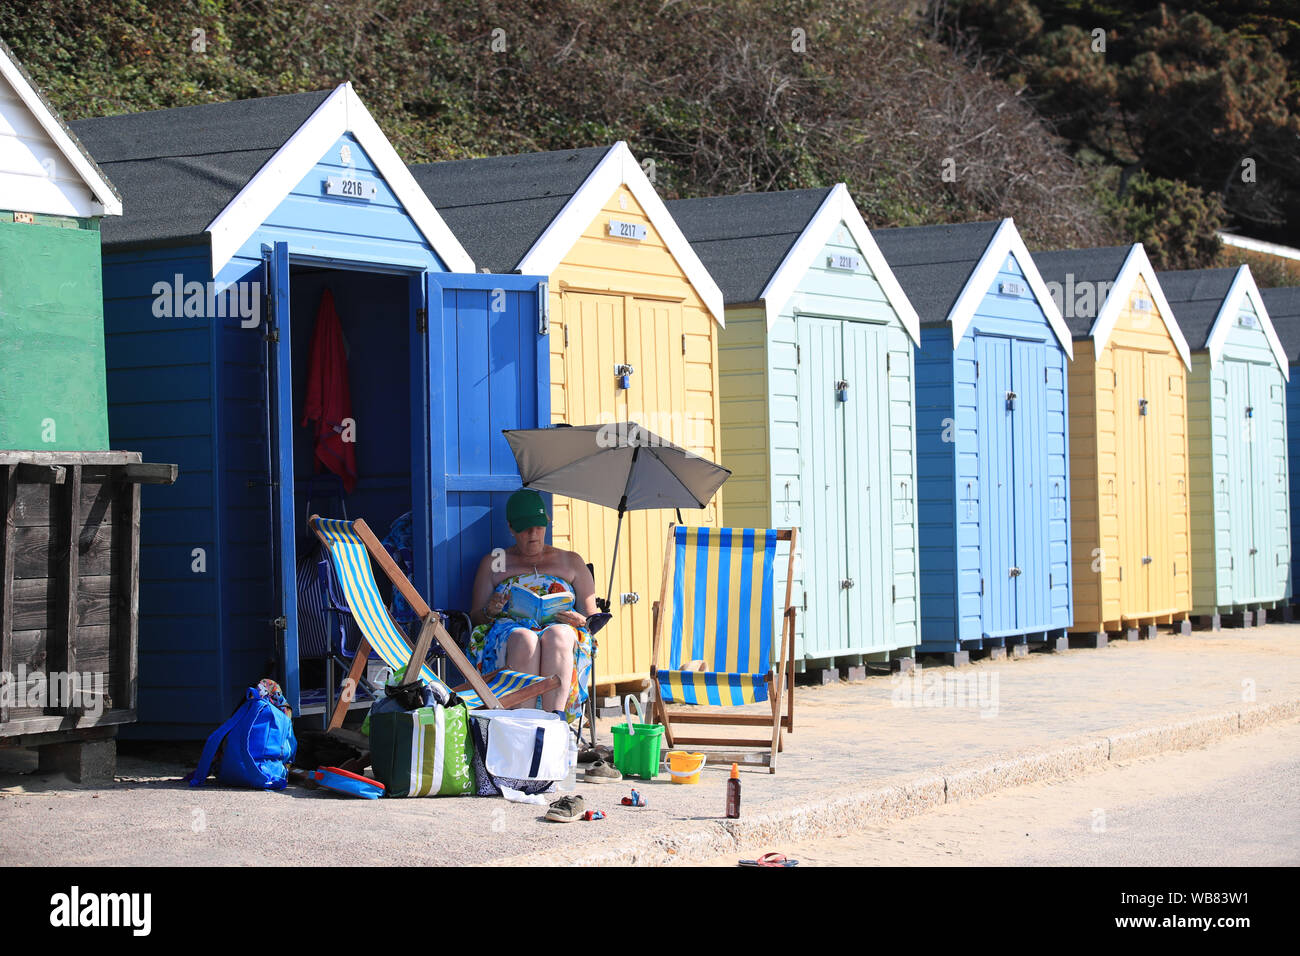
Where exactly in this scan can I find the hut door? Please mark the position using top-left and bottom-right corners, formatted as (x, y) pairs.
(555, 291), (633, 680)
(797, 318), (850, 656)
(264, 241), (300, 706)
(1142, 352), (1175, 615)
(1011, 339), (1050, 631)
(1246, 366), (1281, 602)
(1113, 348), (1150, 614)
(976, 336), (1017, 633)
(842, 321), (893, 652)
(1224, 360), (1256, 599)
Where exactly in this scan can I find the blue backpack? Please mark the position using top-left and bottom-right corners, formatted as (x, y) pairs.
(190, 683), (297, 790)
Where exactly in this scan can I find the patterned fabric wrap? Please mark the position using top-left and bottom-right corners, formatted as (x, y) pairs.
(656, 527), (779, 706)
(256, 678), (293, 717)
(380, 511), (417, 628)
(313, 518), (551, 707)
(468, 571), (593, 722)
(369, 703), (475, 798)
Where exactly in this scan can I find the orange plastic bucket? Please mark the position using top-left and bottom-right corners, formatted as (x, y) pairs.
(666, 750), (707, 784)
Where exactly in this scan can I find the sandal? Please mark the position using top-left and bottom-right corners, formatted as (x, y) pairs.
(583, 758), (622, 784)
(738, 852), (799, 867)
(545, 795), (585, 823)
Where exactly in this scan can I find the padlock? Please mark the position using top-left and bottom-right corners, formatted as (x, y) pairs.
(835, 380), (849, 403)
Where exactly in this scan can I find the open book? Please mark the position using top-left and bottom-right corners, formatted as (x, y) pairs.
(507, 584), (574, 623)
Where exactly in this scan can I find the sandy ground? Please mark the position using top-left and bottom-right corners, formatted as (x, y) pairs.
(1, 624), (1298, 865)
(703, 720), (1300, 866)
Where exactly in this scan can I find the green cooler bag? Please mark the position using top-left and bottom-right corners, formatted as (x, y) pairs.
(369, 703), (476, 797)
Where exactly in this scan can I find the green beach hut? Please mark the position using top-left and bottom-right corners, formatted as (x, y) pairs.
(668, 185), (922, 678)
(0, 38), (121, 450)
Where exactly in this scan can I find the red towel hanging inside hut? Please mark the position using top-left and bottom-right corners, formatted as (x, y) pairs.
(300, 288), (358, 493)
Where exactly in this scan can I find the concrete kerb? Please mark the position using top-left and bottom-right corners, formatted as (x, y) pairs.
(494, 696), (1300, 867)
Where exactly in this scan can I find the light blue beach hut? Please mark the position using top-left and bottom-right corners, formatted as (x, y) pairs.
(1260, 284), (1300, 609)
(667, 185), (922, 678)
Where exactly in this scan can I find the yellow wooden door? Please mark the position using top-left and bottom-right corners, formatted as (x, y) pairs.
(1144, 351), (1175, 614)
(1113, 347), (1150, 614)
(552, 291), (631, 664)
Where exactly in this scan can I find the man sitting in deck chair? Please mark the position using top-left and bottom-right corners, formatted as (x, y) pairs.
(310, 515), (558, 730)
(651, 526), (798, 773)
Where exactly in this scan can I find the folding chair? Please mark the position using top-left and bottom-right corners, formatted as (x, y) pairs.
(650, 526), (798, 773)
(310, 515), (558, 730)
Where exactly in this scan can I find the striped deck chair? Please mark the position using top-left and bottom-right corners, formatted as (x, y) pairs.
(310, 516), (558, 730)
(650, 526), (798, 773)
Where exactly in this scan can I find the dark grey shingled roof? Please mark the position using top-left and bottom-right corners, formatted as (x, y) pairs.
(1261, 286), (1300, 364)
(1157, 268), (1239, 351)
(869, 221), (1002, 325)
(69, 90), (334, 249)
(1031, 246), (1133, 338)
(664, 188), (833, 305)
(408, 147), (612, 273)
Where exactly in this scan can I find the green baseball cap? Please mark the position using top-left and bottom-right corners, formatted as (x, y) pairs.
(506, 488), (549, 531)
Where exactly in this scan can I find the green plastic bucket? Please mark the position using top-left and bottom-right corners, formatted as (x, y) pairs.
(612, 722), (664, 780)
(611, 695), (663, 779)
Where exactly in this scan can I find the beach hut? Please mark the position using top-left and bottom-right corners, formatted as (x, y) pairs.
(665, 185), (921, 678)
(71, 86), (549, 736)
(0, 38), (121, 449)
(873, 220), (1074, 662)
(410, 146), (726, 692)
(1032, 245), (1193, 643)
(1260, 285), (1300, 610)
(1158, 266), (1290, 628)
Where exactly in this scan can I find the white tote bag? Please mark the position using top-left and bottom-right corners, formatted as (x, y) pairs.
(469, 709), (571, 800)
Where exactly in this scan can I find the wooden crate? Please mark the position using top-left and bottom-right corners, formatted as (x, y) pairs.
(0, 452), (175, 755)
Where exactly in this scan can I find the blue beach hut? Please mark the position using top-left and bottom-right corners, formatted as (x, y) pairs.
(71, 85), (550, 735)
(873, 220), (1074, 662)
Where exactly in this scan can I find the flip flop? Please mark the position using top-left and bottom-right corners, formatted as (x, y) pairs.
(738, 852), (799, 867)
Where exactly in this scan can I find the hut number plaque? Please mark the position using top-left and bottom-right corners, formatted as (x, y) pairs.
(608, 219), (647, 240)
(999, 280), (1025, 296)
(827, 254), (861, 271)
(325, 176), (377, 200)
(1238, 313), (1258, 328)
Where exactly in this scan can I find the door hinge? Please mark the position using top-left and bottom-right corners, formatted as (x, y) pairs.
(1113, 370), (1118, 387)
(563, 325), (569, 348)
(416, 308), (427, 333)
(265, 328), (280, 344)
(272, 616), (287, 631)
(1049, 572), (1053, 587)
(802, 590), (808, 612)
(1119, 565), (1123, 581)
(886, 353), (891, 373)
(1044, 366), (1048, 383)
(975, 360), (980, 379)
(796, 343), (801, 365)
(538, 281), (549, 334)
(892, 584), (896, 602)
(681, 332), (686, 355)
(980, 577), (984, 597)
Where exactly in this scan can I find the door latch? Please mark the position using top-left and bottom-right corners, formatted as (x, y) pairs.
(1009, 566), (1022, 577)
(840, 578), (855, 589)
(620, 592), (640, 605)
(1249, 547), (1258, 556)
(615, 364), (634, 390)
(1246, 405), (1254, 418)
(835, 380), (849, 403)
(1138, 398), (1148, 416)
(1141, 555), (1152, 564)
(1006, 391), (1017, 410)
(272, 616), (287, 630)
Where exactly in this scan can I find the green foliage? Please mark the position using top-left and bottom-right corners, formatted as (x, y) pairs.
(1104, 171), (1224, 269)
(1, 0), (1114, 246)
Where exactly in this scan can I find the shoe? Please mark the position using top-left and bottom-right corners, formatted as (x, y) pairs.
(545, 794), (585, 823)
(577, 744), (612, 765)
(583, 759), (622, 784)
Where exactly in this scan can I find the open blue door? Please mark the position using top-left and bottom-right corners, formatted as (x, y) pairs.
(264, 241), (299, 709)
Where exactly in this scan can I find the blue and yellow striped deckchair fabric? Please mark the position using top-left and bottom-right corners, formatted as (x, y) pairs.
(313, 518), (545, 709)
(656, 527), (779, 706)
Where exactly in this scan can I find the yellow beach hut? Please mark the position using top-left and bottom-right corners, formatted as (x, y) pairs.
(410, 145), (726, 690)
(1033, 244), (1194, 643)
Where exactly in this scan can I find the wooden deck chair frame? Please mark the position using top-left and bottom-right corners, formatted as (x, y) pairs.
(649, 525), (798, 773)
(309, 516), (559, 730)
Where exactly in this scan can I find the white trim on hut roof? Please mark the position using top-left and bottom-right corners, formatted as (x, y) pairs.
(205, 82), (473, 276)
(1088, 243), (1191, 369)
(758, 183), (920, 343)
(1205, 265), (1289, 380)
(515, 141), (726, 325)
(950, 218), (1072, 357)
(0, 38), (121, 217)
